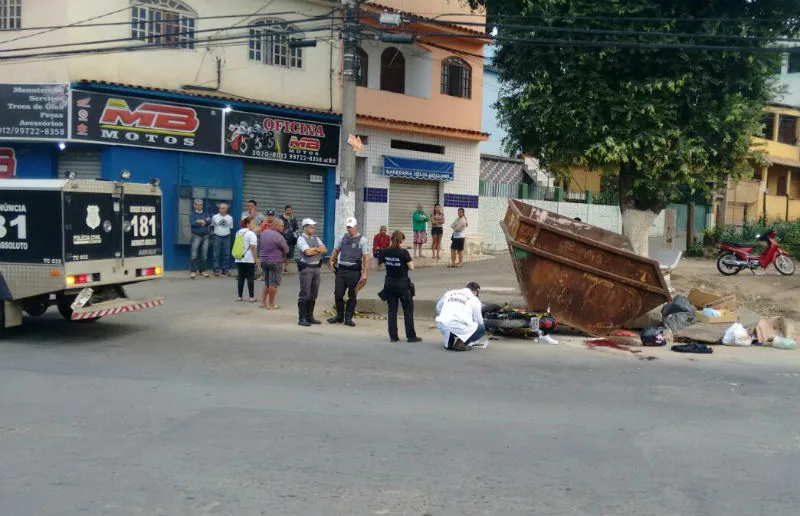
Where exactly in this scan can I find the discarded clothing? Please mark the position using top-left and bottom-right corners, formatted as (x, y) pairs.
(671, 343), (714, 354)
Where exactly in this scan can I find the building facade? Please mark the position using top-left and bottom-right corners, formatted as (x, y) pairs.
(0, 0), (343, 270)
(729, 104), (800, 223)
(349, 2), (488, 254)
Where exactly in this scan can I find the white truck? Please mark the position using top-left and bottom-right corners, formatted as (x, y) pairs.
(0, 178), (164, 331)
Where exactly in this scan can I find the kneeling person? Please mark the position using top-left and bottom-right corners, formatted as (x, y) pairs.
(328, 217), (370, 326)
(435, 282), (485, 351)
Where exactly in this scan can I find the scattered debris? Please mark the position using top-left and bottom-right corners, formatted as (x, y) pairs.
(671, 343), (714, 354)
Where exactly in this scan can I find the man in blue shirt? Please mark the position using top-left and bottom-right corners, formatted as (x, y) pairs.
(189, 198), (211, 279)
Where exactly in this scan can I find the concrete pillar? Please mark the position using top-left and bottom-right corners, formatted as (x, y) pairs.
(786, 169), (792, 220)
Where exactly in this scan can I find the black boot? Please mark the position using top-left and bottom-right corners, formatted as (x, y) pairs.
(298, 300), (311, 327)
(328, 298), (344, 324)
(307, 301), (322, 325)
(344, 298), (357, 327)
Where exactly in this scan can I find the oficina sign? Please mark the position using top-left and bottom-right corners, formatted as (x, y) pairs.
(0, 148), (16, 178)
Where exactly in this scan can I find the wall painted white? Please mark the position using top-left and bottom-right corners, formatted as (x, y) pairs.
(480, 196), (668, 253)
(360, 40), (432, 99)
(339, 127), (482, 250)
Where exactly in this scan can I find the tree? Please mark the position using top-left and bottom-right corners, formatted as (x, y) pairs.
(467, 0), (799, 255)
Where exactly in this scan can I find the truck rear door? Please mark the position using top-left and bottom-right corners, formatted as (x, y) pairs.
(63, 190), (123, 263)
(122, 189), (162, 260)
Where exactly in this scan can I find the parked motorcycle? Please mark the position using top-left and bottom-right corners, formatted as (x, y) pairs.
(716, 228), (795, 276)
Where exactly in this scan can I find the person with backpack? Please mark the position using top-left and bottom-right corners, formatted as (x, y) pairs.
(233, 216), (259, 302)
(435, 282), (485, 351)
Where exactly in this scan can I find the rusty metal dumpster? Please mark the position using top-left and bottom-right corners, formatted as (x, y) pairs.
(503, 199), (671, 336)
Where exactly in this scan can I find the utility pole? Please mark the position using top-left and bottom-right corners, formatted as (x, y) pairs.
(337, 0), (361, 236)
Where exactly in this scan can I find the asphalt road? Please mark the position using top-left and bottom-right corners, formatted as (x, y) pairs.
(1, 262), (799, 516)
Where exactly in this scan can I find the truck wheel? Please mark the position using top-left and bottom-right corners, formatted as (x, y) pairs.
(23, 297), (49, 317)
(57, 302), (100, 323)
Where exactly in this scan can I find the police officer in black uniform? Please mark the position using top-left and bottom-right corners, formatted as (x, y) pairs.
(378, 230), (421, 343)
(328, 217), (370, 326)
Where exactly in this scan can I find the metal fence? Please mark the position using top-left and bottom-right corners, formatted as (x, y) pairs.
(479, 180), (619, 206)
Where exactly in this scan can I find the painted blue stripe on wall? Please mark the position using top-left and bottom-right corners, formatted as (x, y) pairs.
(443, 193), (479, 209)
(365, 187), (387, 203)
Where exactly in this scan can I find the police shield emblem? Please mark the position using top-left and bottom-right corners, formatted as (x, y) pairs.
(85, 205), (101, 230)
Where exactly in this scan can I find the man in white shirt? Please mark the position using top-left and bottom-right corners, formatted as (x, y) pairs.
(435, 282), (485, 351)
(211, 203), (234, 276)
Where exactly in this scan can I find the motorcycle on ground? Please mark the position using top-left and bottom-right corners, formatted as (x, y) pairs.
(716, 228), (795, 276)
(482, 303), (558, 338)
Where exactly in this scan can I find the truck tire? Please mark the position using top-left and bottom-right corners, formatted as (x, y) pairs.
(23, 296), (49, 317)
(57, 301), (100, 323)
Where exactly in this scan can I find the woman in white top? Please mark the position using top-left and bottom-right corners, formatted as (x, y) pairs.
(449, 207), (468, 268)
(235, 217), (259, 302)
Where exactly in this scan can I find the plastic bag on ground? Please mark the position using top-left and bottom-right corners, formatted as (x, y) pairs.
(769, 336), (798, 350)
(641, 327), (673, 347)
(664, 312), (695, 333)
(662, 296), (694, 317)
(722, 323), (752, 347)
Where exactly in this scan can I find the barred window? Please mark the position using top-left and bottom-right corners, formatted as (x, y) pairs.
(130, 0), (196, 49)
(0, 0), (21, 30)
(441, 57), (471, 99)
(249, 20), (303, 69)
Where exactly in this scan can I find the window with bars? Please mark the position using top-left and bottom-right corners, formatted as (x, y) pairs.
(778, 114), (798, 145)
(0, 0), (21, 30)
(249, 20), (303, 69)
(762, 113), (776, 140)
(441, 57), (471, 99)
(130, 0), (196, 49)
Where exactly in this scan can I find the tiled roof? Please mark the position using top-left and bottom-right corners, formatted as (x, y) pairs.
(74, 80), (340, 117)
(357, 114), (489, 140)
(361, 2), (488, 38)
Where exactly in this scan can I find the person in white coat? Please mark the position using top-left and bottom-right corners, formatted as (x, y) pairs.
(435, 282), (485, 350)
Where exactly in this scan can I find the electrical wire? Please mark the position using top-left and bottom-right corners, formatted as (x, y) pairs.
(410, 17), (800, 44)
(0, 9), (338, 39)
(412, 31), (800, 53)
(0, 13), (340, 55)
(0, 25), (338, 63)
(0, 3), (144, 46)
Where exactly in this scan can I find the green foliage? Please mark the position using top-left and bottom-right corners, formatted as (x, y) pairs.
(713, 220), (800, 256)
(466, 0), (800, 214)
(685, 240), (707, 258)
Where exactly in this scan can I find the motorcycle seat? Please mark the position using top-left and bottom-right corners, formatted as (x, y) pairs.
(722, 241), (753, 248)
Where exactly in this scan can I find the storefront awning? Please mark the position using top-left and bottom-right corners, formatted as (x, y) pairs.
(383, 155), (455, 181)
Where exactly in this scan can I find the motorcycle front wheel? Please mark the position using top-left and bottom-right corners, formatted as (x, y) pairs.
(774, 254), (796, 276)
(716, 252), (741, 276)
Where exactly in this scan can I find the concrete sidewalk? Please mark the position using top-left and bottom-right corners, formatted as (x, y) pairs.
(164, 254), (524, 317)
